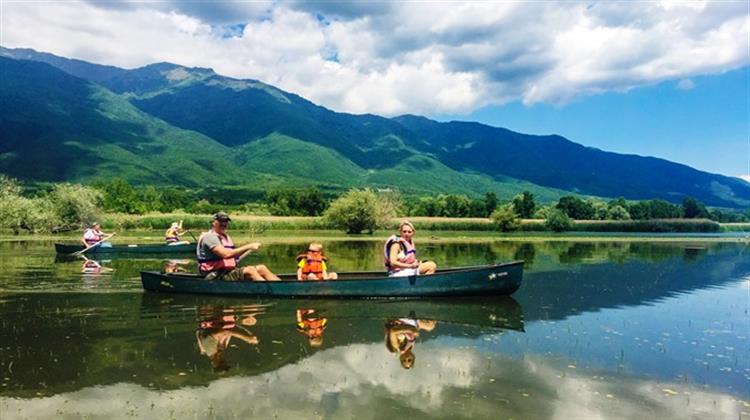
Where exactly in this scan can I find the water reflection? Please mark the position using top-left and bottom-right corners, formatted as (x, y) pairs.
(196, 304), (265, 372)
(163, 259), (191, 274)
(384, 317), (436, 369)
(81, 258), (110, 275)
(0, 238), (748, 418)
(296, 308), (327, 347)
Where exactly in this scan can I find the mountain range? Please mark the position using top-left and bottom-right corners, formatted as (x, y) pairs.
(1, 46), (748, 208)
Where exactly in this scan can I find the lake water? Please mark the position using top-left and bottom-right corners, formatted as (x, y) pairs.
(0, 235), (748, 419)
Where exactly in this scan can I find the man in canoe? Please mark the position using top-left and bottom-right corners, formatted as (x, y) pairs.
(196, 212), (280, 281)
(384, 220), (437, 277)
(80, 222), (113, 248)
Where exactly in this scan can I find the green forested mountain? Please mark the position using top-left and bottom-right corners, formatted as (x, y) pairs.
(0, 57), (248, 185)
(1, 47), (749, 207)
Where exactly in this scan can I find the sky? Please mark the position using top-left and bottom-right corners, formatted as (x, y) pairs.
(1, 0), (748, 179)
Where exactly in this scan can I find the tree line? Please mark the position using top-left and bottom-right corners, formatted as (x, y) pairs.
(0, 175), (747, 234)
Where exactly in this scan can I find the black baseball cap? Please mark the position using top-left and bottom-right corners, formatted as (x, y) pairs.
(212, 211), (231, 222)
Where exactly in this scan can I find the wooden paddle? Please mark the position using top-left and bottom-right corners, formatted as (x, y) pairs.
(186, 229), (198, 242)
(74, 233), (116, 256)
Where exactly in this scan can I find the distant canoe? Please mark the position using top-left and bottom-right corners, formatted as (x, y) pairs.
(55, 243), (194, 255)
(140, 261), (524, 298)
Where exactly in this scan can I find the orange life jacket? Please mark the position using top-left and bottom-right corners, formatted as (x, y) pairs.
(296, 251), (327, 280)
(383, 235), (416, 272)
(165, 227), (180, 242)
(197, 230), (237, 273)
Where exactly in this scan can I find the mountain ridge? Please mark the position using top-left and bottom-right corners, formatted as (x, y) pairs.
(1, 46), (748, 207)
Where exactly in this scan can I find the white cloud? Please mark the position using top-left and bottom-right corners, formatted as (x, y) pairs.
(0, 343), (745, 419)
(677, 79), (695, 90)
(1, 1), (748, 116)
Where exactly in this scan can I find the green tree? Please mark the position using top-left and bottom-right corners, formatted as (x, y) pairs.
(512, 191), (536, 218)
(265, 187), (327, 216)
(682, 197), (709, 219)
(97, 178), (146, 214)
(607, 205), (631, 220)
(159, 187), (191, 212)
(468, 198), (488, 217)
(490, 204), (521, 232)
(649, 200), (681, 218)
(189, 199), (220, 215)
(324, 189), (396, 234)
(483, 192), (499, 217)
(443, 194), (471, 217)
(533, 205), (554, 219)
(585, 198), (607, 220)
(556, 196), (595, 220)
(545, 208), (573, 232)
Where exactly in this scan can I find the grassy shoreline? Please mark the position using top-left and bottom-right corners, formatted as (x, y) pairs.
(2, 225), (748, 245)
(95, 213), (742, 233)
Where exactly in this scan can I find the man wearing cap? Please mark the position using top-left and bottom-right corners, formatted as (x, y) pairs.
(196, 212), (280, 281)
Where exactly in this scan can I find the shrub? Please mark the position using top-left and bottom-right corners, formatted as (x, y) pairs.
(491, 204), (521, 232)
(323, 188), (396, 234)
(48, 184), (103, 230)
(545, 209), (573, 232)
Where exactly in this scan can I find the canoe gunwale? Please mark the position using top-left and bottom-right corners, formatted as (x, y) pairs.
(54, 242), (194, 255)
(140, 261), (524, 298)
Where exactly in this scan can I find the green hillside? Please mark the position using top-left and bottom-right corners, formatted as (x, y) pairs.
(0, 57), (246, 185)
(235, 133), (365, 183)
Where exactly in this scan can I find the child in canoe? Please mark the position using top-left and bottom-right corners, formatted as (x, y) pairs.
(296, 242), (338, 280)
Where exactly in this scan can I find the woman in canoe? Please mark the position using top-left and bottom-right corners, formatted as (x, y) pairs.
(81, 222), (113, 248)
(384, 220), (437, 277)
(164, 221), (190, 245)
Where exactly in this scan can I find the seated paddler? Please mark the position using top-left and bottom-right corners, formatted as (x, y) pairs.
(80, 222), (113, 248)
(384, 220), (437, 277)
(165, 220), (190, 245)
(196, 212), (280, 281)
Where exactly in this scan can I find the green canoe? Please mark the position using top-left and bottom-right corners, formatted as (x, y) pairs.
(140, 261), (524, 298)
(55, 242), (194, 255)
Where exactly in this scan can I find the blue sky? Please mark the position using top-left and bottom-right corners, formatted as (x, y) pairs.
(450, 66), (750, 178)
(2, 1), (748, 179)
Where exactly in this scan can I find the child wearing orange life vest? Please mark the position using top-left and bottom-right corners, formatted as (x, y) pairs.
(296, 242), (338, 280)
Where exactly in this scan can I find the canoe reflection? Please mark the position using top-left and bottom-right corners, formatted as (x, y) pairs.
(196, 304), (265, 372)
(385, 317), (436, 369)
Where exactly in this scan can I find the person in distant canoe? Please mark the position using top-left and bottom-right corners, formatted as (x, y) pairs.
(296, 242), (338, 280)
(196, 212), (280, 281)
(384, 220), (437, 277)
(81, 222), (113, 248)
(164, 221), (189, 245)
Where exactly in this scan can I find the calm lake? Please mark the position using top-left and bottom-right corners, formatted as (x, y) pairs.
(0, 235), (748, 419)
